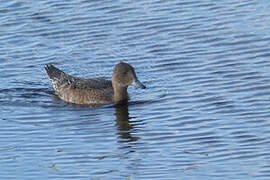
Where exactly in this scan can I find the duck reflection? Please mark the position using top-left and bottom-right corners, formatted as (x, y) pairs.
(114, 101), (139, 143)
(51, 94), (139, 143)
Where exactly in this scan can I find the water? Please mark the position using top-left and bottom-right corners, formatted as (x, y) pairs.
(1, 0), (270, 179)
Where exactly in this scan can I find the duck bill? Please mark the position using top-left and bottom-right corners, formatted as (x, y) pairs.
(132, 79), (146, 89)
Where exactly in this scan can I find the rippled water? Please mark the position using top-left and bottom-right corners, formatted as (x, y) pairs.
(2, 0), (270, 179)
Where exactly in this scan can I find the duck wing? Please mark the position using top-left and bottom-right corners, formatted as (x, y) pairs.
(72, 78), (112, 90)
(45, 64), (113, 104)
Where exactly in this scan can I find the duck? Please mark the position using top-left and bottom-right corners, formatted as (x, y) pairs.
(45, 62), (146, 105)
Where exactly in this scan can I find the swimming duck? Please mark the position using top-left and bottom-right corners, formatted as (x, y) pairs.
(45, 62), (146, 105)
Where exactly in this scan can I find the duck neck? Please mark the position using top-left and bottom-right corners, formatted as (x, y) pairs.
(112, 83), (128, 103)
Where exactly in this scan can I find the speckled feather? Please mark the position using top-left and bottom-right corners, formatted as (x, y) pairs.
(45, 64), (113, 104)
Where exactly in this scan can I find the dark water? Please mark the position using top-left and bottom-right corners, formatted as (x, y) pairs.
(1, 0), (270, 179)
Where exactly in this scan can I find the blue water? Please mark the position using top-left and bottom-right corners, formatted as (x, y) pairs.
(1, 0), (270, 179)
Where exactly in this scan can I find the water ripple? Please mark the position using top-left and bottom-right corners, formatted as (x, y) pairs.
(1, 0), (270, 179)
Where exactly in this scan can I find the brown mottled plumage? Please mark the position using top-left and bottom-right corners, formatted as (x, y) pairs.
(45, 62), (146, 105)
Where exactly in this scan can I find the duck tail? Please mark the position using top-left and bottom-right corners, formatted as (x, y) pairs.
(45, 64), (72, 94)
(45, 64), (66, 81)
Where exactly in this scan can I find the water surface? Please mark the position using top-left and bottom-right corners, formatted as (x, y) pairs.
(1, 0), (270, 179)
